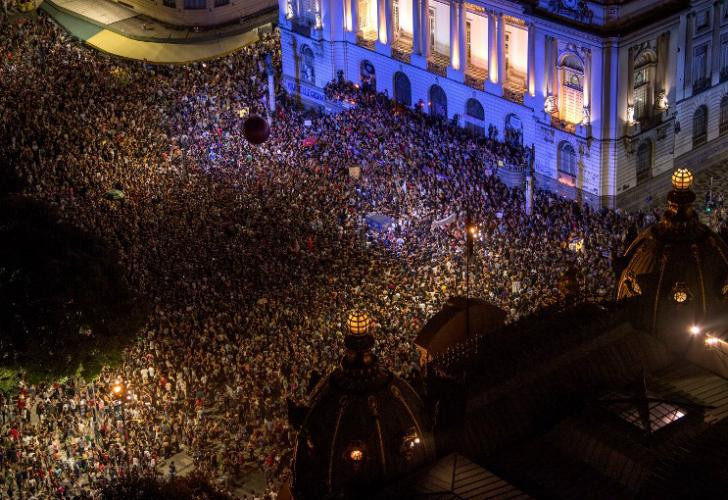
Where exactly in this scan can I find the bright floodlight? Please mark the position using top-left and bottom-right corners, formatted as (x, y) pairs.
(689, 325), (701, 335)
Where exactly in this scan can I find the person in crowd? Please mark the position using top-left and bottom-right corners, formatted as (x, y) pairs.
(0, 12), (649, 498)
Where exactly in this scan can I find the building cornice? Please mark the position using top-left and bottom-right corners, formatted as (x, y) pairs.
(523, 0), (689, 39)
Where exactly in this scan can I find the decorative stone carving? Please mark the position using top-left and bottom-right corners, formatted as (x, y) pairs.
(544, 95), (558, 114)
(541, 126), (555, 143)
(655, 91), (668, 110)
(547, 0), (593, 24)
(578, 139), (590, 158)
(581, 105), (590, 126)
(626, 105), (635, 124)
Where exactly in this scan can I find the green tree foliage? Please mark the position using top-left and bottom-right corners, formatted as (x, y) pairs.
(0, 195), (145, 382)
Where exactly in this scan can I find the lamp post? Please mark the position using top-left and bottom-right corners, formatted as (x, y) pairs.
(465, 213), (478, 339)
(111, 380), (130, 467)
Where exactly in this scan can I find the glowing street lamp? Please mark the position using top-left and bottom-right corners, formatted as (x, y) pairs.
(689, 325), (701, 336)
(705, 336), (720, 347)
(111, 380), (131, 465)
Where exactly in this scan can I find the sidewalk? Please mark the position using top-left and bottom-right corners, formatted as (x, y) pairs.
(40, 0), (276, 64)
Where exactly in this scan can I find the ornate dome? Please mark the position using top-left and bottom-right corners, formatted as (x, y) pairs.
(617, 169), (728, 337)
(292, 311), (435, 499)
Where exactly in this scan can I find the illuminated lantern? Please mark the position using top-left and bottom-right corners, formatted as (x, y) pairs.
(672, 282), (690, 304)
(671, 168), (694, 191)
(243, 115), (271, 145)
(347, 311), (371, 336)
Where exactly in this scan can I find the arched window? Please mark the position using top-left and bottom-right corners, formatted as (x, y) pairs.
(393, 72), (411, 106)
(505, 114), (522, 147)
(360, 60), (376, 90)
(693, 105), (708, 148)
(465, 98), (484, 120)
(559, 54), (584, 125)
(464, 98), (484, 136)
(429, 85), (447, 118)
(558, 142), (577, 177)
(301, 45), (315, 84)
(636, 140), (652, 184)
(720, 96), (728, 136)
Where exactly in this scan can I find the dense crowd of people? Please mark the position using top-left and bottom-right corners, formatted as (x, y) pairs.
(0, 11), (656, 498)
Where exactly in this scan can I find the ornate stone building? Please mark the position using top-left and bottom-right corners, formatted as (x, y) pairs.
(278, 0), (728, 207)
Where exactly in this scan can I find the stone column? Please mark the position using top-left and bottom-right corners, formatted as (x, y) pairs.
(316, 0), (326, 31)
(655, 32), (669, 109)
(545, 36), (554, 96)
(278, 0), (288, 25)
(450, 0), (459, 69)
(488, 11), (497, 82)
(497, 12), (506, 85)
(543, 35), (558, 114)
(385, 0), (394, 43)
(552, 37), (559, 93)
(459, 0), (467, 74)
(685, 13), (694, 95)
(413, 0), (421, 54)
(527, 23), (535, 96)
(350, 0), (358, 33)
(376, 0), (392, 54)
(712, 0), (723, 85)
(627, 46), (635, 105)
(582, 48), (591, 125)
(626, 46), (635, 124)
(422, 0), (431, 59)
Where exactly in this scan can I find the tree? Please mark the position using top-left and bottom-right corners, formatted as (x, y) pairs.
(101, 473), (235, 500)
(0, 195), (145, 382)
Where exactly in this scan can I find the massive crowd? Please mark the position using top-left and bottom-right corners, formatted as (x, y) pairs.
(0, 11), (655, 498)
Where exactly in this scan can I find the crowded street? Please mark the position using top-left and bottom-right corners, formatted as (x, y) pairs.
(0, 11), (675, 499)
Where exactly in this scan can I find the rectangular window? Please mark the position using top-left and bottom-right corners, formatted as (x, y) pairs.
(561, 70), (583, 125)
(721, 34), (728, 81)
(696, 9), (711, 30)
(429, 8), (435, 50)
(184, 0), (206, 9)
(633, 85), (648, 120)
(393, 0), (399, 33)
(215, 0), (229, 6)
(466, 21), (471, 62)
(163, 0), (175, 7)
(693, 43), (709, 89)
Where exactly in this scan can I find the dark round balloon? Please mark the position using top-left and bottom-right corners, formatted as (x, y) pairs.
(243, 115), (271, 145)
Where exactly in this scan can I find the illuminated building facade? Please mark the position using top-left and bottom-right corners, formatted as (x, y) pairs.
(278, 0), (728, 207)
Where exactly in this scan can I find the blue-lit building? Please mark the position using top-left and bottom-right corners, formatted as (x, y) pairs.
(278, 0), (728, 207)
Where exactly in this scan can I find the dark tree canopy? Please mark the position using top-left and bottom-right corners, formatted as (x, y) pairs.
(101, 473), (234, 500)
(0, 195), (145, 382)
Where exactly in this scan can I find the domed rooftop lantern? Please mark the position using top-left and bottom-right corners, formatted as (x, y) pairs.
(616, 167), (728, 343)
(291, 308), (436, 499)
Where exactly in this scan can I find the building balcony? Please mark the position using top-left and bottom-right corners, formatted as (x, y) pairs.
(291, 19), (312, 37)
(503, 81), (525, 105)
(465, 65), (487, 90)
(427, 52), (449, 77)
(391, 33), (413, 63)
(356, 32), (377, 50)
(550, 114), (577, 134)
